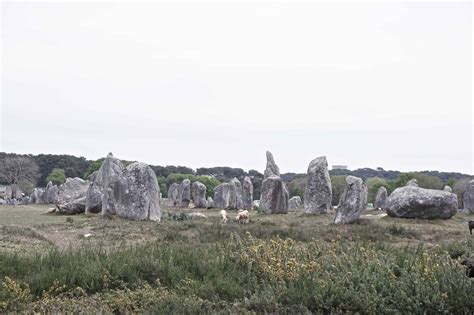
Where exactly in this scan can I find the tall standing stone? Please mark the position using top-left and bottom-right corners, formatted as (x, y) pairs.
(242, 176), (253, 210)
(191, 181), (207, 208)
(229, 178), (243, 209)
(179, 179), (191, 208)
(334, 176), (365, 224)
(113, 162), (161, 221)
(214, 183), (231, 209)
(88, 153), (125, 216)
(260, 151), (289, 214)
(304, 156), (332, 214)
(264, 151), (280, 178)
(463, 180), (474, 213)
(167, 183), (181, 207)
(374, 186), (388, 210)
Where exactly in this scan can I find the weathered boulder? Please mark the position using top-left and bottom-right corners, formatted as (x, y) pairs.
(179, 179), (191, 208)
(44, 181), (59, 204)
(289, 196), (302, 210)
(206, 197), (214, 209)
(214, 183), (231, 209)
(113, 162), (161, 221)
(30, 188), (45, 204)
(167, 183), (181, 207)
(374, 186), (388, 210)
(191, 181), (207, 208)
(443, 185), (453, 193)
(229, 178), (243, 209)
(92, 153), (125, 216)
(463, 180), (474, 213)
(260, 152), (289, 214)
(264, 151), (280, 178)
(304, 156), (332, 214)
(242, 176), (253, 210)
(334, 176), (366, 224)
(56, 178), (90, 214)
(260, 176), (289, 214)
(386, 184), (458, 219)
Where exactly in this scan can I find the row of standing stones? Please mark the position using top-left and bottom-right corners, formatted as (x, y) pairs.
(25, 152), (474, 223)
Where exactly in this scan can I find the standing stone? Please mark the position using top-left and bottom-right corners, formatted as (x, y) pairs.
(260, 176), (289, 214)
(113, 162), (161, 221)
(443, 185), (453, 193)
(229, 178), (243, 209)
(191, 181), (207, 208)
(260, 151), (289, 214)
(289, 196), (302, 210)
(44, 181), (59, 204)
(30, 188), (45, 204)
(304, 156), (332, 214)
(90, 153), (125, 216)
(374, 186), (388, 210)
(463, 180), (474, 213)
(167, 183), (181, 207)
(334, 176), (365, 224)
(179, 179), (191, 208)
(264, 151), (280, 178)
(242, 176), (253, 210)
(214, 183), (231, 209)
(386, 182), (458, 219)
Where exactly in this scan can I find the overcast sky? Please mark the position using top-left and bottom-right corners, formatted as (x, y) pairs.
(1, 2), (472, 175)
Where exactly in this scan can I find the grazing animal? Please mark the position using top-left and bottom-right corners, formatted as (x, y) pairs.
(469, 221), (474, 235)
(235, 210), (249, 224)
(220, 210), (228, 223)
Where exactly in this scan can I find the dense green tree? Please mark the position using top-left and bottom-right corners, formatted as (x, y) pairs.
(46, 168), (66, 186)
(288, 176), (306, 200)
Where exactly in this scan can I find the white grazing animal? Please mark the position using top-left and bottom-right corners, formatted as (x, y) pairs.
(220, 209), (228, 223)
(235, 210), (249, 224)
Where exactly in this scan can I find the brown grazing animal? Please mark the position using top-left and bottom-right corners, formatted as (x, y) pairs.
(469, 221), (474, 235)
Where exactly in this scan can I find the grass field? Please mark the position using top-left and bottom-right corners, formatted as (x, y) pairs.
(0, 204), (473, 313)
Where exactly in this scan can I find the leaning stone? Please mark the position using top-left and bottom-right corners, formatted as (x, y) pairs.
(334, 176), (366, 224)
(264, 151), (280, 179)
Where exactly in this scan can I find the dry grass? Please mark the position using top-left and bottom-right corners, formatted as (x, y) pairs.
(0, 204), (472, 253)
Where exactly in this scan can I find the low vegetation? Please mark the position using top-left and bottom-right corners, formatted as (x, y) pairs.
(0, 205), (473, 312)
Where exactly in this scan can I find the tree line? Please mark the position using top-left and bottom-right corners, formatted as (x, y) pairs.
(0, 152), (471, 204)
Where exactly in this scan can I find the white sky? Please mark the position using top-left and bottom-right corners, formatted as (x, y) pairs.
(1, 1), (473, 174)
